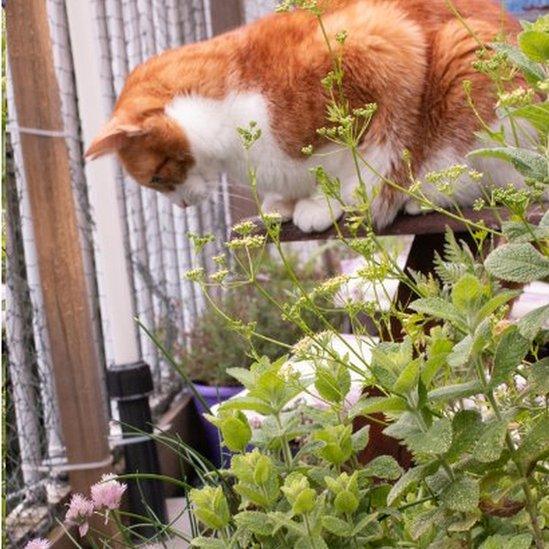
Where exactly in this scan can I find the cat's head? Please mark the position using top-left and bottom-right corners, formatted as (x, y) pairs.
(85, 108), (212, 208)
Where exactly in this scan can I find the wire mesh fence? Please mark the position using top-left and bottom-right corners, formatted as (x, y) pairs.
(4, 0), (244, 544)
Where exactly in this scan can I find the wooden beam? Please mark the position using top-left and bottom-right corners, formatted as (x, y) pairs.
(6, 0), (112, 494)
(209, 0), (244, 35)
(234, 205), (546, 241)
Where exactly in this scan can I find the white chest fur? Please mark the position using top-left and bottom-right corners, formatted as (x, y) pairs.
(166, 92), (363, 200)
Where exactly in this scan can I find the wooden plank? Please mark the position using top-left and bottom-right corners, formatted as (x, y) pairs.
(6, 0), (112, 495)
(209, 0), (244, 35)
(235, 205), (546, 241)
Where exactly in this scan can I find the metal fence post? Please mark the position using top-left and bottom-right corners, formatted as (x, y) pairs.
(107, 362), (167, 536)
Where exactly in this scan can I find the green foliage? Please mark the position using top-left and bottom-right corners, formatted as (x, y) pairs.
(111, 9), (548, 549)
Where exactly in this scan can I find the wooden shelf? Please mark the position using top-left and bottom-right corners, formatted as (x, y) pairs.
(238, 205), (546, 242)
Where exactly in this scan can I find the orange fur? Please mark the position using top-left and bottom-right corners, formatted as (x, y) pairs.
(86, 0), (520, 210)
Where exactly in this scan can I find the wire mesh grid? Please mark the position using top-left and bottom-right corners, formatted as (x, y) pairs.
(5, 0), (237, 544)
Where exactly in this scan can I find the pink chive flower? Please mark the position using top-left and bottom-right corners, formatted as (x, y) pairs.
(24, 539), (51, 549)
(65, 493), (94, 537)
(91, 474), (127, 511)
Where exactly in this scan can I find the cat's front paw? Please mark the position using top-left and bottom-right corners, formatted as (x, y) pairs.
(293, 197), (342, 233)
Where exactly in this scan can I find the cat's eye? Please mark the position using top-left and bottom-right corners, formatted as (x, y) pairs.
(150, 175), (163, 186)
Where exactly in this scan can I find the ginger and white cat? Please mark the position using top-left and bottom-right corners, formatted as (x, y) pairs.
(86, 0), (524, 233)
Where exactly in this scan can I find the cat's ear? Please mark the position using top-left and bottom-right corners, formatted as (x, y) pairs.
(85, 118), (144, 160)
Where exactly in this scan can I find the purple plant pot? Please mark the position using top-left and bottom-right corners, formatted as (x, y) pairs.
(192, 383), (243, 468)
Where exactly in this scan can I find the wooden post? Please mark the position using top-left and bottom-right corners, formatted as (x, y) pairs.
(209, 0), (244, 35)
(6, 0), (112, 495)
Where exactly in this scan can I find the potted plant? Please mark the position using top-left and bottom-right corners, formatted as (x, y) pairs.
(177, 252), (339, 465)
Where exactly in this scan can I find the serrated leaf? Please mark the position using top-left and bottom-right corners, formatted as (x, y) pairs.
(406, 417), (453, 455)
(447, 511), (481, 532)
(361, 455), (403, 480)
(468, 147), (547, 180)
(321, 515), (353, 537)
(409, 508), (446, 540)
(234, 511), (274, 536)
(491, 326), (530, 386)
(351, 513), (378, 536)
(219, 396), (272, 415)
(529, 357), (549, 392)
(518, 304), (549, 341)
(226, 367), (255, 388)
(268, 512), (306, 536)
(351, 425), (370, 452)
(409, 297), (464, 326)
(446, 410), (483, 462)
(502, 219), (549, 243)
(519, 30), (549, 62)
(447, 335), (473, 367)
(516, 418), (549, 472)
(475, 290), (521, 322)
(383, 412), (422, 441)
(387, 465), (429, 505)
(349, 395), (407, 418)
(480, 533), (533, 549)
(473, 420), (507, 463)
(451, 274), (484, 311)
(392, 359), (420, 394)
(509, 102), (549, 134)
(441, 476), (479, 512)
(428, 380), (483, 402)
(191, 538), (226, 548)
(485, 243), (549, 283)
(492, 42), (545, 83)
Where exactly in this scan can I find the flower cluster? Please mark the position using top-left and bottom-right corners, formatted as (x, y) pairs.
(63, 474), (127, 538)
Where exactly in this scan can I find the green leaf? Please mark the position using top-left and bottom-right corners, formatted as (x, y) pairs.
(451, 274), (484, 311)
(218, 411), (252, 452)
(473, 420), (507, 463)
(226, 367), (255, 388)
(510, 102), (549, 134)
(351, 513), (379, 536)
(446, 410), (484, 462)
(502, 219), (549, 243)
(467, 147), (548, 180)
(475, 290), (521, 322)
(392, 358), (420, 394)
(387, 465), (429, 505)
(492, 42), (545, 83)
(406, 417), (453, 455)
(409, 297), (464, 326)
(485, 243), (549, 283)
(518, 304), (549, 341)
(191, 538), (226, 548)
(491, 326), (530, 386)
(447, 336), (473, 368)
(516, 418), (549, 472)
(529, 357), (549, 393)
(321, 516), (353, 537)
(409, 508), (446, 540)
(234, 511), (275, 536)
(428, 380), (483, 402)
(361, 455), (403, 480)
(351, 425), (370, 453)
(479, 533), (533, 549)
(518, 30), (549, 62)
(349, 395), (407, 418)
(441, 476), (479, 512)
(219, 396), (272, 415)
(315, 363), (351, 404)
